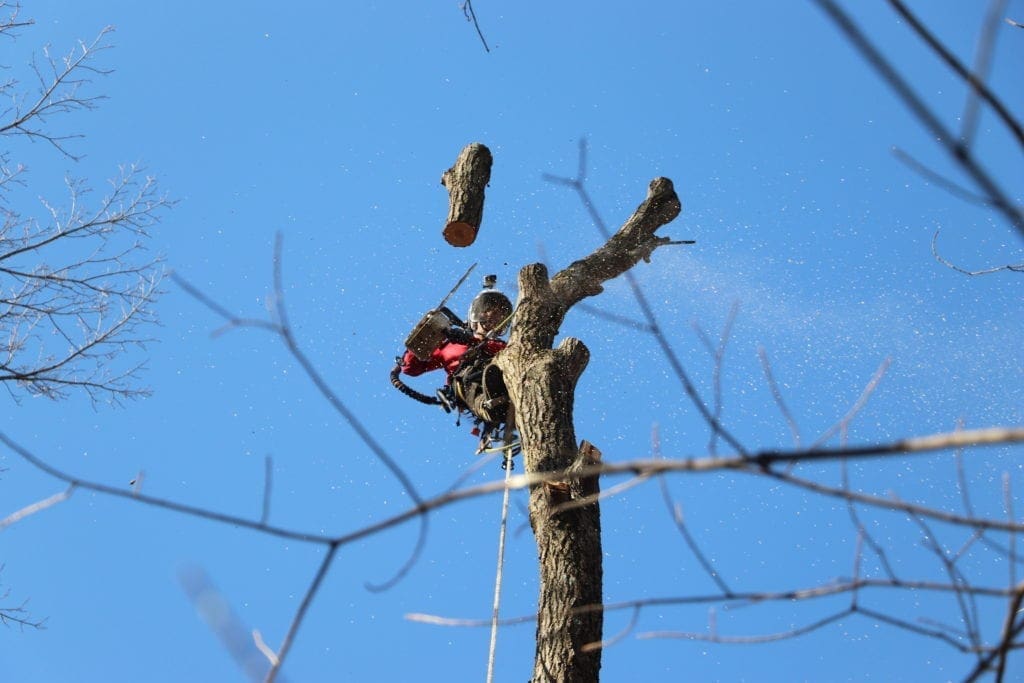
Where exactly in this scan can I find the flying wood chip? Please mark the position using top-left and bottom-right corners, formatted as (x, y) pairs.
(440, 142), (492, 247)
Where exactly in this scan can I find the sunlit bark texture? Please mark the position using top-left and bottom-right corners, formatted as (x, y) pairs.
(440, 142), (492, 247)
(497, 177), (681, 682)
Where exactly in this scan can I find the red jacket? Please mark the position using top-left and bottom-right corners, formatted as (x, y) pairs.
(401, 338), (506, 380)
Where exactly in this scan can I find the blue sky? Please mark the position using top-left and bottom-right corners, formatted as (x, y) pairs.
(3, 1), (1023, 681)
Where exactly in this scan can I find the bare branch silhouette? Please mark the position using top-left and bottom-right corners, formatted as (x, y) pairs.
(692, 302), (739, 455)
(0, 564), (44, 630)
(172, 234), (428, 594)
(265, 545), (339, 683)
(178, 566), (287, 683)
(931, 229), (1024, 276)
(544, 138), (744, 454)
(892, 147), (992, 207)
(460, 1), (490, 52)
(761, 463), (1024, 535)
(840, 463), (899, 580)
(0, 18), (171, 402)
(757, 346), (802, 449)
(6, 4), (1023, 679)
(410, 575), (1019, 641)
(0, 484), (74, 530)
(653, 425), (732, 596)
(0, 26), (114, 158)
(957, 0), (1009, 148)
(810, 356), (891, 448)
(812, 0), (1024, 235)
(260, 455), (273, 526)
(884, 0), (1022, 150)
(532, 134), (1024, 673)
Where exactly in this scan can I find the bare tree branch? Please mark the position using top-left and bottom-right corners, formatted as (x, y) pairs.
(460, 1), (490, 53)
(692, 302), (739, 456)
(810, 356), (891, 448)
(543, 138), (743, 454)
(264, 545), (339, 683)
(758, 346), (802, 448)
(0, 26), (114, 159)
(0, 484), (74, 530)
(812, 0), (1024, 235)
(931, 229), (1024, 276)
(884, 0), (1023, 150)
(653, 426), (732, 596)
(892, 147), (992, 207)
(0, 563), (44, 630)
(0, 13), (171, 403)
(173, 235), (428, 594)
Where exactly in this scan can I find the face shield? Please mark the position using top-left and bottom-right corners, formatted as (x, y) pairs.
(468, 290), (513, 337)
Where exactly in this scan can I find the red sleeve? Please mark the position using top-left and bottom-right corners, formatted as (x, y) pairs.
(400, 348), (443, 377)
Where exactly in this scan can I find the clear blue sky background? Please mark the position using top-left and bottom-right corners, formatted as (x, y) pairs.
(3, 1), (1023, 681)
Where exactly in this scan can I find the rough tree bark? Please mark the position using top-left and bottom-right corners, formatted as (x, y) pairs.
(440, 142), (493, 247)
(496, 177), (681, 682)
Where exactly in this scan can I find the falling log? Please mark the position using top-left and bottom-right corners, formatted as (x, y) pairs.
(440, 142), (492, 247)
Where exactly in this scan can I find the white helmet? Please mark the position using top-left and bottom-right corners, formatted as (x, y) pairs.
(468, 275), (513, 336)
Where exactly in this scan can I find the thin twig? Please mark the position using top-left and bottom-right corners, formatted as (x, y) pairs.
(581, 605), (640, 653)
(841, 461), (899, 580)
(417, 573), (1014, 630)
(651, 424), (733, 595)
(909, 513), (982, 654)
(892, 147), (992, 207)
(252, 630), (279, 667)
(265, 544), (339, 683)
(1005, 473), (1017, 589)
(757, 346), (802, 449)
(654, 428), (733, 595)
(994, 584), (1024, 682)
(813, 0), (1024, 234)
(762, 463), (1024, 535)
(639, 609), (850, 644)
(0, 484), (75, 530)
(931, 229), (1024, 276)
(576, 302), (654, 333)
(460, 0), (490, 52)
(175, 237), (429, 593)
(0, 431), (326, 544)
(261, 455), (273, 526)
(811, 357), (891, 449)
(545, 138), (744, 454)
(958, 0), (1009, 148)
(884, 0), (1022, 150)
(693, 302), (739, 456)
(962, 592), (1024, 681)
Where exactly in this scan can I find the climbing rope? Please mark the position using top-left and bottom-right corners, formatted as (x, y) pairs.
(486, 406), (517, 683)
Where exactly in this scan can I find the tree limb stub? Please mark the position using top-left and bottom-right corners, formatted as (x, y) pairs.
(553, 176), (681, 307)
(440, 142), (492, 247)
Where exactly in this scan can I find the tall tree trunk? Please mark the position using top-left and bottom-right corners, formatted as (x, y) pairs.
(497, 178), (681, 682)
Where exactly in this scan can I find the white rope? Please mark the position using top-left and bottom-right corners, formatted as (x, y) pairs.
(486, 409), (516, 683)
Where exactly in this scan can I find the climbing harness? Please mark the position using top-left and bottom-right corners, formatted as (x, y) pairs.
(389, 267), (521, 679)
(391, 269), (518, 460)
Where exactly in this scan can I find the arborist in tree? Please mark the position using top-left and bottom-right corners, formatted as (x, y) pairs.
(391, 273), (516, 454)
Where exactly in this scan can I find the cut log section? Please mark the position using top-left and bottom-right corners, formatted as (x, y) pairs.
(440, 142), (493, 247)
